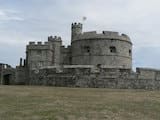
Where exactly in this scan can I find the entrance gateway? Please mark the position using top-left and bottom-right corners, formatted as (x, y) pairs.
(3, 74), (11, 85)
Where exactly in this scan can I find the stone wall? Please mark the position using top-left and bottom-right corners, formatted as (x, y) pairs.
(61, 46), (71, 65)
(2, 67), (15, 85)
(71, 37), (132, 68)
(28, 66), (160, 90)
(15, 66), (28, 85)
(74, 31), (131, 42)
(48, 36), (62, 65)
(26, 41), (53, 70)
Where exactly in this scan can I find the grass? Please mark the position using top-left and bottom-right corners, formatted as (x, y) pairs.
(0, 86), (160, 120)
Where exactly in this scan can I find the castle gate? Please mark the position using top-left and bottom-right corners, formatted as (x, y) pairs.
(3, 74), (11, 85)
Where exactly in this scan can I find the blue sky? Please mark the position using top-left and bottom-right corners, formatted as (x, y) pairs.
(0, 0), (160, 69)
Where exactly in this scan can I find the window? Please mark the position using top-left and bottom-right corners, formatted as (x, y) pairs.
(83, 46), (90, 53)
(110, 46), (116, 53)
(129, 49), (132, 56)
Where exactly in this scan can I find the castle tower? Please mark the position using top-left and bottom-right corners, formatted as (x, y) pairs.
(48, 36), (62, 65)
(71, 22), (83, 42)
(71, 30), (132, 69)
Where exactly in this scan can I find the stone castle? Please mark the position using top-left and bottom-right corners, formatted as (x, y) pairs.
(1, 22), (160, 89)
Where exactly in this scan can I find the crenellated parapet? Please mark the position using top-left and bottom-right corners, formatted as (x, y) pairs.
(72, 31), (131, 43)
(27, 41), (51, 50)
(71, 22), (82, 29)
(27, 35), (63, 50)
(136, 67), (160, 80)
(28, 41), (50, 45)
(61, 45), (71, 50)
(48, 36), (62, 42)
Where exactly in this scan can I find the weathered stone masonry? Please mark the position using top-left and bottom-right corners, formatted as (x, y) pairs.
(1, 22), (160, 89)
(29, 66), (160, 89)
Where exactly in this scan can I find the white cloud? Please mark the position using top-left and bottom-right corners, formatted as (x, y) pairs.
(0, 9), (24, 21)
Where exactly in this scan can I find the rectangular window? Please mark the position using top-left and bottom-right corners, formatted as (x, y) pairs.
(110, 46), (116, 53)
(129, 49), (132, 56)
(84, 46), (90, 53)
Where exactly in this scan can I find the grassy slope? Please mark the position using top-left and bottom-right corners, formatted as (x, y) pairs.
(0, 86), (160, 120)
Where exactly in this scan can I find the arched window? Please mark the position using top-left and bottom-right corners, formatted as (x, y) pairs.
(110, 46), (116, 53)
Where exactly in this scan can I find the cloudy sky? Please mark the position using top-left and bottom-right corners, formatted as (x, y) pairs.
(0, 0), (160, 69)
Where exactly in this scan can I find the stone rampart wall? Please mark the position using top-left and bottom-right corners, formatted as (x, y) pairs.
(28, 66), (160, 89)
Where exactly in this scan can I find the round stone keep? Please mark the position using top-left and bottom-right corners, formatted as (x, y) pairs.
(71, 31), (132, 69)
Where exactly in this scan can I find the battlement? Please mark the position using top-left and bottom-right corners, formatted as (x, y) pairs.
(136, 67), (160, 73)
(28, 41), (49, 45)
(136, 67), (160, 80)
(67, 45), (71, 49)
(71, 22), (82, 28)
(102, 31), (119, 36)
(61, 45), (71, 49)
(48, 36), (62, 42)
(27, 41), (51, 50)
(29, 42), (35, 45)
(0, 63), (12, 70)
(83, 31), (97, 35)
(61, 45), (71, 54)
(72, 30), (131, 43)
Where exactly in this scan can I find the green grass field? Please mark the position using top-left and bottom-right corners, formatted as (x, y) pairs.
(0, 86), (160, 120)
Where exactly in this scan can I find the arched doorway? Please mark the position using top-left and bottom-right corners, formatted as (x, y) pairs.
(3, 74), (11, 85)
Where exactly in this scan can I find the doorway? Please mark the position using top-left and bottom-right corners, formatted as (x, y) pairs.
(3, 74), (11, 85)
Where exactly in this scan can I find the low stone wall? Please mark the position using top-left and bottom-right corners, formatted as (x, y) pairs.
(2, 67), (15, 85)
(27, 66), (160, 89)
(15, 66), (28, 85)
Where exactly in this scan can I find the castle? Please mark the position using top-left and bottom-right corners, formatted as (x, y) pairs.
(1, 22), (160, 89)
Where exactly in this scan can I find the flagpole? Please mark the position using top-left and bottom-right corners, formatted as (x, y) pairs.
(82, 16), (87, 31)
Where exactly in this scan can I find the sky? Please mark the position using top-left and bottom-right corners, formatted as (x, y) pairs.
(0, 0), (160, 69)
